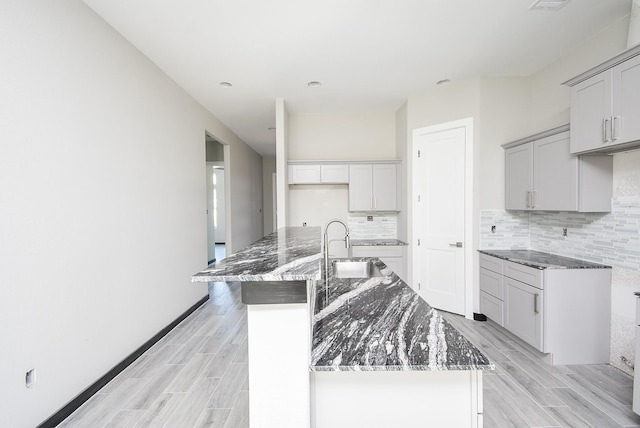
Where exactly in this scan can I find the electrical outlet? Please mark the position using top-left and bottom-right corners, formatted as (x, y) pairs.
(25, 368), (36, 388)
(562, 227), (568, 237)
(367, 216), (373, 221)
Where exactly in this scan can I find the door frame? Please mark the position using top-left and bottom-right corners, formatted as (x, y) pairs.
(411, 118), (474, 319)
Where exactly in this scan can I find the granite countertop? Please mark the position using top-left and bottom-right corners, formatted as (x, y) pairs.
(310, 258), (493, 372)
(192, 227), (322, 282)
(192, 227), (493, 372)
(478, 249), (611, 270)
(350, 239), (408, 246)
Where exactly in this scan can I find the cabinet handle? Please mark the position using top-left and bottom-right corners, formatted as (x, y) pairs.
(534, 294), (539, 314)
(526, 191), (530, 208)
(373, 196), (377, 209)
(612, 116), (620, 141)
(603, 118), (611, 143)
(531, 190), (536, 209)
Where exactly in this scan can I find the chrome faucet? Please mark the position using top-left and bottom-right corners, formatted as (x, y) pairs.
(323, 219), (350, 281)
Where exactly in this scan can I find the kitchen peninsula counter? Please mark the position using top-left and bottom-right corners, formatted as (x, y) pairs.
(191, 227), (491, 427)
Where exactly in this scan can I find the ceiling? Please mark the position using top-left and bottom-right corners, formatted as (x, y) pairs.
(82, 0), (632, 156)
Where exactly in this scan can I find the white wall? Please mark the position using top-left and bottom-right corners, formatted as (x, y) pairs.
(288, 112), (396, 160)
(262, 156), (277, 235)
(276, 99), (290, 229)
(0, 1), (261, 426)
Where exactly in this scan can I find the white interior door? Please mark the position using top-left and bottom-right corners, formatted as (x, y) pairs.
(413, 123), (469, 316)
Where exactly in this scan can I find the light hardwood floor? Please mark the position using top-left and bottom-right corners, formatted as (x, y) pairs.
(59, 281), (640, 428)
(442, 312), (640, 428)
(58, 282), (248, 428)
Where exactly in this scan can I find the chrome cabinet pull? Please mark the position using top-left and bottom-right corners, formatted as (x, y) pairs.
(531, 190), (536, 209)
(603, 118), (611, 142)
(449, 242), (463, 248)
(534, 294), (539, 314)
(612, 116), (621, 141)
(526, 190), (531, 208)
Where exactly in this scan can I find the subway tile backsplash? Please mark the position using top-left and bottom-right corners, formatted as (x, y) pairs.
(480, 196), (640, 270)
(348, 212), (397, 239)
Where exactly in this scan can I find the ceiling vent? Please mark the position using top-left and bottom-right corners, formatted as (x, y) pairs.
(529, 0), (571, 11)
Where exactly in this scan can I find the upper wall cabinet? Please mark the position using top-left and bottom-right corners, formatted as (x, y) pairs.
(288, 163), (349, 184)
(564, 46), (640, 154)
(503, 125), (612, 212)
(348, 164), (398, 211)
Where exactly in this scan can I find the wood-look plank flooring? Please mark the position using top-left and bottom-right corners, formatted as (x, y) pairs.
(442, 312), (640, 428)
(58, 282), (248, 428)
(59, 282), (640, 428)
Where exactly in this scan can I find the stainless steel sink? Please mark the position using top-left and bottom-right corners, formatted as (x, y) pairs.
(332, 260), (383, 279)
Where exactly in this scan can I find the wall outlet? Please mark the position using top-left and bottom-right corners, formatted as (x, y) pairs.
(367, 216), (373, 221)
(25, 368), (36, 388)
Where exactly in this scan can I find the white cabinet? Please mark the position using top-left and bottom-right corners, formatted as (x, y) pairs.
(348, 164), (397, 212)
(288, 164), (349, 184)
(479, 254), (505, 327)
(503, 126), (612, 212)
(565, 48), (640, 154)
(504, 273), (543, 351)
(478, 252), (611, 365)
(350, 245), (405, 280)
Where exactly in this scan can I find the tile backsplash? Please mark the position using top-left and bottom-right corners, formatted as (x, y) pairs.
(480, 196), (640, 270)
(348, 212), (397, 239)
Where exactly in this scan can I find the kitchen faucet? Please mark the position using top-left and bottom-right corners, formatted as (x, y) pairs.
(323, 219), (350, 281)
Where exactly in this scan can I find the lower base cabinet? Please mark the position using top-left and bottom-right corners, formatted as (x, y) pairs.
(350, 245), (405, 280)
(504, 278), (543, 351)
(479, 253), (611, 365)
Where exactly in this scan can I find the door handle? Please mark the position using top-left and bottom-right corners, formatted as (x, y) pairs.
(449, 242), (463, 248)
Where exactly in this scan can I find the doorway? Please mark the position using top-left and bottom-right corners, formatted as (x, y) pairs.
(206, 136), (226, 265)
(412, 118), (473, 317)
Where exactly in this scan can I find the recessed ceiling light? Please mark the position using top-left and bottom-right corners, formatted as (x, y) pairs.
(436, 79), (451, 86)
(219, 81), (233, 88)
(529, 0), (570, 11)
(307, 81), (322, 88)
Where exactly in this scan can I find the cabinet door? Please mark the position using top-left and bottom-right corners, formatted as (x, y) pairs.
(289, 165), (321, 184)
(504, 278), (543, 351)
(348, 164), (373, 211)
(505, 143), (533, 210)
(533, 132), (578, 211)
(612, 54), (640, 145)
(569, 71), (613, 154)
(320, 164), (349, 184)
(372, 164), (397, 211)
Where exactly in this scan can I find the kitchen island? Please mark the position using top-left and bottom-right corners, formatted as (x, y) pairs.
(193, 227), (493, 427)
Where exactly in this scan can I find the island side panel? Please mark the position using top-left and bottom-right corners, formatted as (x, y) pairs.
(247, 301), (312, 428)
(311, 370), (482, 428)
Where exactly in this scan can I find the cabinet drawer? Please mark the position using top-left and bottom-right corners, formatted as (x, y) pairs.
(480, 291), (504, 327)
(479, 254), (503, 274)
(479, 268), (504, 300)
(351, 246), (403, 258)
(504, 261), (543, 289)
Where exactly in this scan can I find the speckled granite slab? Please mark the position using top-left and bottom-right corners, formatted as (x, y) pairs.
(350, 239), (408, 246)
(192, 227), (322, 282)
(478, 249), (611, 270)
(310, 258), (493, 372)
